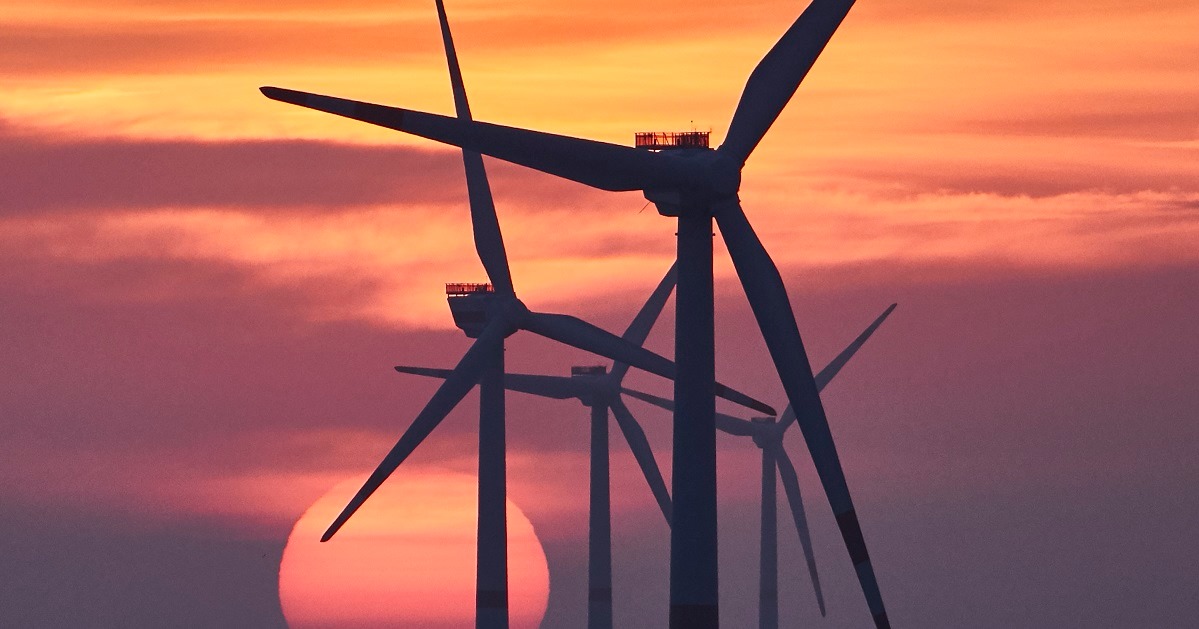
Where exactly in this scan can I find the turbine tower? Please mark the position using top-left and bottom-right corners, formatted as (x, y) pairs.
(261, 1), (891, 626)
(398, 264), (678, 629)
(627, 303), (896, 628)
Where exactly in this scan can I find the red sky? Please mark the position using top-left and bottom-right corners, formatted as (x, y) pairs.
(2, 1), (1197, 627)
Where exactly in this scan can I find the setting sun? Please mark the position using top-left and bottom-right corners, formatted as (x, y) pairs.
(279, 471), (550, 629)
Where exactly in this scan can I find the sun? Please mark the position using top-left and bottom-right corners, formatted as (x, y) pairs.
(279, 471), (550, 629)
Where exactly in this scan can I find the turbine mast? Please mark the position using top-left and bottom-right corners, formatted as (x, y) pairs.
(476, 342), (509, 628)
(760, 433), (779, 629)
(588, 397), (614, 629)
(670, 210), (719, 627)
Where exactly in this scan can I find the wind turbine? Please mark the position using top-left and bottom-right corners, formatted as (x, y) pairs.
(398, 263), (678, 629)
(298, 3), (772, 628)
(625, 303), (896, 629)
(261, 1), (891, 626)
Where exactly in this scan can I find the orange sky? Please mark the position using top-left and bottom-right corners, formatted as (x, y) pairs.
(3, 0), (1197, 335)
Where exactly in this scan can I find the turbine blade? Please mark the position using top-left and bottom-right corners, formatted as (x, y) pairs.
(773, 444), (827, 617)
(620, 387), (756, 437)
(619, 387), (674, 412)
(715, 411), (757, 438)
(434, 0), (514, 295)
(719, 0), (857, 165)
(434, 0), (473, 120)
(610, 261), (679, 384)
(715, 382), (776, 417)
(715, 202), (889, 628)
(396, 365), (588, 400)
(522, 310), (773, 414)
(714, 410), (758, 437)
(321, 323), (504, 542)
(778, 302), (897, 429)
(394, 365), (456, 379)
(814, 303), (895, 392)
(609, 397), (672, 525)
(622, 261), (679, 346)
(502, 373), (590, 400)
(778, 403), (797, 430)
(523, 310), (676, 378)
(462, 150), (513, 294)
(260, 87), (678, 192)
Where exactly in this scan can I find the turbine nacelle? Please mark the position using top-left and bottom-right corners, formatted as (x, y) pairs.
(750, 416), (785, 449)
(446, 283), (529, 338)
(644, 148), (742, 217)
(570, 365), (612, 407)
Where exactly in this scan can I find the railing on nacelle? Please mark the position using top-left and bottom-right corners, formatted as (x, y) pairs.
(634, 131), (711, 150)
(445, 282), (494, 296)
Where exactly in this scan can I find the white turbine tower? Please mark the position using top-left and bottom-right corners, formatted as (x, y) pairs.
(397, 264), (679, 629)
(262, 1), (892, 626)
(627, 303), (896, 629)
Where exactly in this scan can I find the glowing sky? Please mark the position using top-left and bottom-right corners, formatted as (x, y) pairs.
(2, 0), (1198, 627)
(280, 472), (549, 629)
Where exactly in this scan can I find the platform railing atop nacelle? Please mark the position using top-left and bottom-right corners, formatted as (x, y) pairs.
(634, 131), (711, 150)
(445, 282), (494, 296)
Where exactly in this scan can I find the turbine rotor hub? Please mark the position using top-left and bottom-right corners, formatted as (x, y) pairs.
(497, 296), (530, 336)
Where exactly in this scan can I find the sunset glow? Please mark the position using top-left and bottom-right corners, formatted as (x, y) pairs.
(3, 1), (1196, 332)
(279, 472), (549, 629)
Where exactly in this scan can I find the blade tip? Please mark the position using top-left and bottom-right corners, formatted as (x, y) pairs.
(260, 86), (305, 106)
(320, 519), (344, 542)
(257, 86), (292, 104)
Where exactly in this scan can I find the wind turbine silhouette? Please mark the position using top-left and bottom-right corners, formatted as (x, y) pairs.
(397, 263), (678, 629)
(262, 1), (890, 626)
(299, 2), (771, 628)
(626, 303), (896, 629)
